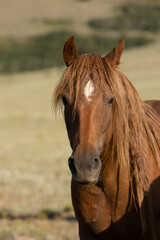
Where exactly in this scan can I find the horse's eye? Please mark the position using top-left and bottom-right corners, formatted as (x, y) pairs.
(107, 97), (113, 105)
(62, 96), (68, 105)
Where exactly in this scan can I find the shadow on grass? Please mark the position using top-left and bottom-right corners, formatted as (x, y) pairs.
(0, 208), (76, 222)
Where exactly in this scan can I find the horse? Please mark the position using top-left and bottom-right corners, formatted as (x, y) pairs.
(54, 36), (160, 240)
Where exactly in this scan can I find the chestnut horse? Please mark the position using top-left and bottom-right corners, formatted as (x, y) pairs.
(54, 36), (160, 240)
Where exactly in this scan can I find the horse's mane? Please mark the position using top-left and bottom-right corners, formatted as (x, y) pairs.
(54, 54), (160, 239)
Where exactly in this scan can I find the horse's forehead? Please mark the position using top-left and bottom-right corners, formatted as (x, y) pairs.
(83, 80), (95, 102)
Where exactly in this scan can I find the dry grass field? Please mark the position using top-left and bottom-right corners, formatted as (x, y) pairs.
(0, 0), (122, 38)
(0, 0), (160, 239)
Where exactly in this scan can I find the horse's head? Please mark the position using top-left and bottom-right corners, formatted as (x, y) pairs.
(56, 36), (124, 184)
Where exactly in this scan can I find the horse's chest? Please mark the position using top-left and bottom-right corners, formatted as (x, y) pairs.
(71, 181), (111, 234)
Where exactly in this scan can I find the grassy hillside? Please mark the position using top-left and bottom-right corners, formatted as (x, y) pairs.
(0, 1), (160, 73)
(0, 0), (119, 38)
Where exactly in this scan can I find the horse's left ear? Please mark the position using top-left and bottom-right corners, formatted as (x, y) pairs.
(63, 36), (78, 66)
(104, 39), (124, 67)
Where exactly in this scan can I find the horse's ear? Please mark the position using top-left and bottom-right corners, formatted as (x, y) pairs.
(63, 36), (78, 66)
(104, 39), (124, 67)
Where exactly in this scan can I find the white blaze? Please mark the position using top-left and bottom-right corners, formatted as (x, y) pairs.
(84, 80), (94, 101)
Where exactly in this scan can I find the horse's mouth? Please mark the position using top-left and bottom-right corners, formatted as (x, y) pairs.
(72, 177), (99, 185)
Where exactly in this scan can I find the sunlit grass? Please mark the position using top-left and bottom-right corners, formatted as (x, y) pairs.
(0, 219), (78, 240)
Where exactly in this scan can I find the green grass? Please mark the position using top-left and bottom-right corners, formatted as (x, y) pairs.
(88, 2), (160, 33)
(0, 31), (152, 73)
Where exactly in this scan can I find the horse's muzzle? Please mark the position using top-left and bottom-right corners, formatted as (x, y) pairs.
(68, 156), (102, 184)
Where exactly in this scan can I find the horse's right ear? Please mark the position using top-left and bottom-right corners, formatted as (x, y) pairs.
(63, 36), (78, 66)
(103, 39), (124, 67)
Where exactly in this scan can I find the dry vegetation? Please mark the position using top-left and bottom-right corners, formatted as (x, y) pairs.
(0, 68), (77, 239)
(0, 0), (119, 38)
(0, 0), (160, 239)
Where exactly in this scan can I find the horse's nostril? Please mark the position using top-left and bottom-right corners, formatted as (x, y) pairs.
(94, 158), (99, 163)
(92, 157), (101, 170)
(68, 157), (77, 176)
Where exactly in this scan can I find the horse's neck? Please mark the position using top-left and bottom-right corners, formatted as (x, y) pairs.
(101, 161), (130, 223)
(145, 100), (160, 117)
